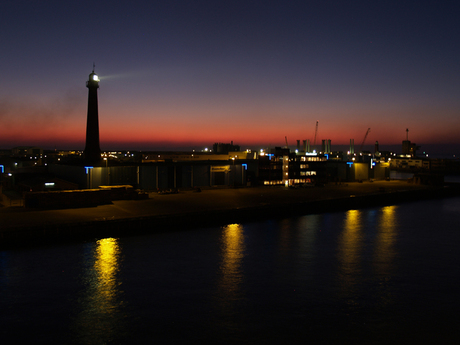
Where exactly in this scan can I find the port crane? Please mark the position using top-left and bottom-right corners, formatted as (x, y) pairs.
(359, 128), (371, 153)
(313, 121), (318, 152)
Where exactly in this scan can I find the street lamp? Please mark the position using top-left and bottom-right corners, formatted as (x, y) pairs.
(103, 158), (109, 185)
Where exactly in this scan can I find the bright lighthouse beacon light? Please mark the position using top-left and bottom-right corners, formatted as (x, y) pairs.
(92, 74), (99, 81)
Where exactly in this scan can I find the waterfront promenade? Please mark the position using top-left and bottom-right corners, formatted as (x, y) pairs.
(0, 180), (457, 244)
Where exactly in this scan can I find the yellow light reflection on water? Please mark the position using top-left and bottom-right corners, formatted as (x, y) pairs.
(95, 237), (121, 302)
(220, 223), (245, 282)
(217, 223), (246, 310)
(73, 237), (124, 343)
(375, 205), (398, 274)
(340, 209), (363, 266)
(338, 210), (364, 298)
(372, 205), (398, 306)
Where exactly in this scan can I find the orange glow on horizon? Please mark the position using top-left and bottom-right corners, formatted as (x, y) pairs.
(1, 96), (459, 150)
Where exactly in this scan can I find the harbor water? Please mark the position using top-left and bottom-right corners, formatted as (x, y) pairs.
(1, 196), (460, 344)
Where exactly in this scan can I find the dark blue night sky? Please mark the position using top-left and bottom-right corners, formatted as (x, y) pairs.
(1, 1), (459, 154)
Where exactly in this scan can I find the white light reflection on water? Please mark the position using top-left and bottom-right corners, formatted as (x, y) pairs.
(72, 238), (126, 344)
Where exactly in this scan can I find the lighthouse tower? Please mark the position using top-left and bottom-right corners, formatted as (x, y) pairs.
(84, 68), (102, 165)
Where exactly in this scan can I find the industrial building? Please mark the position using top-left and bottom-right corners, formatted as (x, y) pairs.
(5, 70), (449, 209)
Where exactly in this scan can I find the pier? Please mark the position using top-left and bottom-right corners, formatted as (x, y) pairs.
(1, 180), (459, 247)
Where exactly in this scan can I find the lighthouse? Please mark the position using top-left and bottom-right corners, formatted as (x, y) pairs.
(84, 68), (102, 165)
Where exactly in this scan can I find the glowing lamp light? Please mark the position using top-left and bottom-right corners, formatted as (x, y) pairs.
(93, 74), (99, 81)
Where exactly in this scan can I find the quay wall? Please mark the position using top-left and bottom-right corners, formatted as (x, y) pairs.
(1, 184), (459, 248)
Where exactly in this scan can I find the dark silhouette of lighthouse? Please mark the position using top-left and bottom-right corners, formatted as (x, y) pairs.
(84, 68), (102, 165)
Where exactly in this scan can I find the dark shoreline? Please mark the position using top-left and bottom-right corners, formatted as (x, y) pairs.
(2, 183), (459, 249)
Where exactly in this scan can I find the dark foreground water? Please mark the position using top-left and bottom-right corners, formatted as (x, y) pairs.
(1, 197), (460, 344)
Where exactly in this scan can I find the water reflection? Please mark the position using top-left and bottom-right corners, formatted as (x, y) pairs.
(215, 223), (246, 331)
(338, 210), (364, 300)
(373, 206), (398, 306)
(94, 238), (122, 304)
(0, 252), (8, 288)
(278, 218), (295, 255)
(73, 238), (125, 344)
(218, 224), (246, 296)
(292, 215), (319, 275)
(375, 206), (397, 273)
(297, 214), (319, 257)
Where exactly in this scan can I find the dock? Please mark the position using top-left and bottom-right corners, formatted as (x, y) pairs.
(1, 180), (459, 247)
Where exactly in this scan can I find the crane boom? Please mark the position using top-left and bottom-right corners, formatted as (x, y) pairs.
(359, 128), (371, 153)
(313, 121), (318, 151)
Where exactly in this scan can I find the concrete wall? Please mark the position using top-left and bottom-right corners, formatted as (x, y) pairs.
(50, 162), (247, 191)
(352, 163), (369, 181)
(372, 164), (389, 180)
(139, 165), (157, 191)
(49, 164), (87, 188)
(24, 189), (112, 208)
(192, 165), (211, 187)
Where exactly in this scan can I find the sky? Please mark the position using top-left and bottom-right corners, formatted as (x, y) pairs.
(1, 0), (459, 155)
